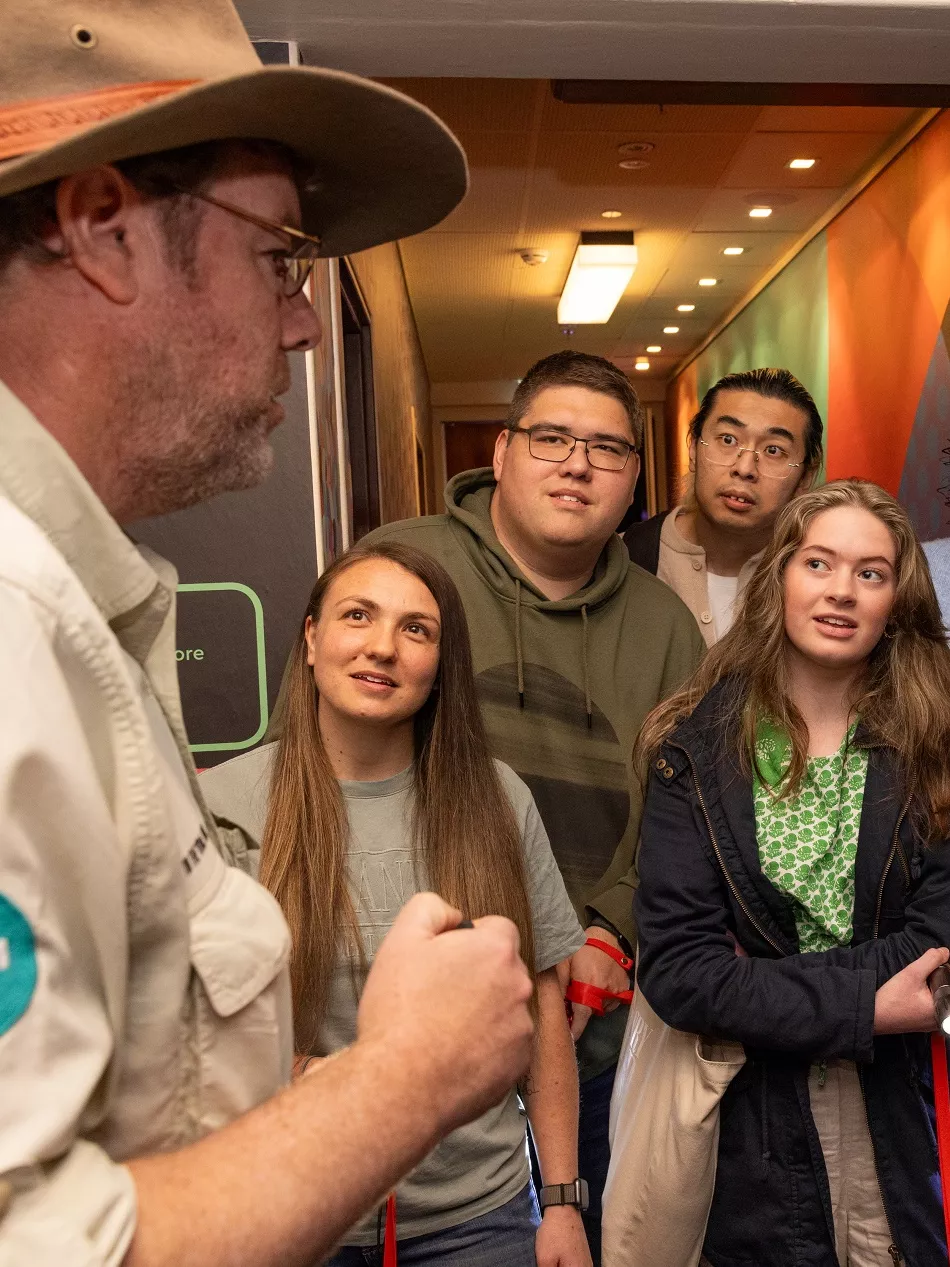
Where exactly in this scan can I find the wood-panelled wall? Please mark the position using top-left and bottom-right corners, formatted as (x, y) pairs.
(347, 242), (436, 523)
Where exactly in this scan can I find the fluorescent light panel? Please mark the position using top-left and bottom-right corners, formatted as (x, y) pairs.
(663, 325), (679, 334)
(723, 246), (744, 256)
(788, 158), (816, 169)
(749, 207), (772, 218)
(635, 359), (650, 371)
(646, 345), (661, 353)
(677, 303), (695, 312)
(557, 231), (637, 325)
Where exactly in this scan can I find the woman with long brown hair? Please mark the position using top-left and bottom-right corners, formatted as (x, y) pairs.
(632, 479), (950, 1266)
(200, 541), (589, 1267)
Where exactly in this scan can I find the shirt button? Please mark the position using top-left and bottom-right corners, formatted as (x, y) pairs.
(663, 767), (675, 779)
(701, 611), (713, 624)
(692, 559), (702, 571)
(656, 758), (667, 770)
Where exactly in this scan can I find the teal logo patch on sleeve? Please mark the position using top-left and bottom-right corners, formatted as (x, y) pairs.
(0, 895), (37, 1035)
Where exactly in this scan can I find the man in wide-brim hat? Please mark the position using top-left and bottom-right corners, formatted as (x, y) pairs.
(0, 4), (534, 1264)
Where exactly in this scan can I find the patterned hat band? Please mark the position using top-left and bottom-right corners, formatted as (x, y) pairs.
(0, 82), (199, 162)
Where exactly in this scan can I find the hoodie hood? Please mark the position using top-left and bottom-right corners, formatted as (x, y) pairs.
(444, 467), (633, 614)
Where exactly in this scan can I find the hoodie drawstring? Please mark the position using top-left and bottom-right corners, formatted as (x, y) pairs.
(514, 579), (525, 710)
(512, 582), (592, 733)
(581, 604), (592, 731)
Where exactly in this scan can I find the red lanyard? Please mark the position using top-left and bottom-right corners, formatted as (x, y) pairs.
(931, 1034), (950, 1260)
(383, 1193), (397, 1267)
(564, 937), (634, 1016)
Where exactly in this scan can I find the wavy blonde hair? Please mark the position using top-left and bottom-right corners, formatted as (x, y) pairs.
(636, 479), (950, 842)
(259, 541), (535, 1050)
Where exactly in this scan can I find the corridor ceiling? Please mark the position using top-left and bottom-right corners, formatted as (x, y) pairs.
(373, 79), (923, 385)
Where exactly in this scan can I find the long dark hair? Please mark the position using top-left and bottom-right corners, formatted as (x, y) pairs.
(259, 540), (536, 1047)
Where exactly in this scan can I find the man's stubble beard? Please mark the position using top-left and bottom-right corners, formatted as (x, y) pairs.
(114, 330), (282, 522)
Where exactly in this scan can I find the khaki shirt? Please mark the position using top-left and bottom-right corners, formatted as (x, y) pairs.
(0, 382), (292, 1265)
(656, 506), (761, 647)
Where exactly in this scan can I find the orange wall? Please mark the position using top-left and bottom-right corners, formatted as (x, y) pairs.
(826, 110), (950, 503)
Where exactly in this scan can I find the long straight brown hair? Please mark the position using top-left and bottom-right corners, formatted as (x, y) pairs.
(636, 479), (950, 842)
(259, 541), (536, 1048)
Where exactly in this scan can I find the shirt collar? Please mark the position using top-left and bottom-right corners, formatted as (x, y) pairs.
(0, 377), (168, 653)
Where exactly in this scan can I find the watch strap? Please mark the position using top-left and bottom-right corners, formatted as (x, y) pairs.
(538, 1178), (590, 1212)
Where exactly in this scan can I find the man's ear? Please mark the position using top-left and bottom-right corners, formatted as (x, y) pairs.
(53, 166), (148, 305)
(625, 452), (642, 509)
(687, 433), (698, 473)
(492, 425), (511, 482)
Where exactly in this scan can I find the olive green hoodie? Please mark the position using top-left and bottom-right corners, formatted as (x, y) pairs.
(366, 468), (704, 1078)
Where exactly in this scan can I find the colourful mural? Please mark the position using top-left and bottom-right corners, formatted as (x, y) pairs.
(667, 110), (950, 541)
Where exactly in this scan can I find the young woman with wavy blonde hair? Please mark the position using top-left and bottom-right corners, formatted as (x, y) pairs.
(633, 479), (950, 1266)
(200, 541), (590, 1267)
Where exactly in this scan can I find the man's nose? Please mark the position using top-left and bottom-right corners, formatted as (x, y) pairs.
(731, 447), (759, 480)
(559, 440), (593, 476)
(282, 290), (321, 352)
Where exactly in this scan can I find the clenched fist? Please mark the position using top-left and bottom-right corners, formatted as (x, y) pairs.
(357, 893), (535, 1134)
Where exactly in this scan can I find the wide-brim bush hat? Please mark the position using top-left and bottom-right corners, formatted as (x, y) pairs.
(0, 0), (467, 257)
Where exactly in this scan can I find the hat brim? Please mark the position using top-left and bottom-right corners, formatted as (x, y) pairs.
(0, 66), (468, 257)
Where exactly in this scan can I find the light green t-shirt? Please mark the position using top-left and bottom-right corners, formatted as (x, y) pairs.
(199, 746), (584, 1243)
(753, 721), (868, 954)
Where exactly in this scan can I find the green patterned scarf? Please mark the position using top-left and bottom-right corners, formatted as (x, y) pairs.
(753, 719), (867, 953)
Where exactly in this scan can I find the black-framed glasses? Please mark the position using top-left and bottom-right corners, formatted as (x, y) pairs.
(698, 435), (802, 480)
(508, 425), (637, 472)
(188, 190), (322, 298)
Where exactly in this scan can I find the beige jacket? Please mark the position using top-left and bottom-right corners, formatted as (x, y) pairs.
(0, 383), (292, 1266)
(656, 507), (761, 648)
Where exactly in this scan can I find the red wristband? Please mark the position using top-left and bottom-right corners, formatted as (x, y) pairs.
(565, 979), (634, 1016)
(585, 936), (633, 972)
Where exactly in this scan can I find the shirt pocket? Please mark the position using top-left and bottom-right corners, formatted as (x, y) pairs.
(188, 862), (293, 1131)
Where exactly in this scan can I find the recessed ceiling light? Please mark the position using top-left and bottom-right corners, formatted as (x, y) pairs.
(646, 345), (662, 353)
(722, 246), (745, 256)
(698, 278), (717, 287)
(634, 359), (650, 371)
(600, 209), (622, 219)
(677, 303), (696, 312)
(788, 158), (816, 169)
(663, 326), (679, 334)
(749, 207), (772, 218)
(619, 159), (650, 170)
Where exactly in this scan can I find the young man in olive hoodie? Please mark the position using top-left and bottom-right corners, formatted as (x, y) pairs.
(366, 351), (704, 1263)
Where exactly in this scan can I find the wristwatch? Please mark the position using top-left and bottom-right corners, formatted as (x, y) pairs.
(539, 1179), (589, 1212)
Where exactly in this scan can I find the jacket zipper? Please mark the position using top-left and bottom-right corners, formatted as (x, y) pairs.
(873, 799), (911, 939)
(671, 742), (785, 957)
(856, 1065), (902, 1264)
(867, 799), (910, 1264)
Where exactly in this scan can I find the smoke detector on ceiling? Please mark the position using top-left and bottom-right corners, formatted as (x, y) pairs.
(618, 141), (655, 156)
(519, 249), (549, 266)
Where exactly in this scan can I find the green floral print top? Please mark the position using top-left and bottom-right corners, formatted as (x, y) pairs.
(753, 719), (868, 953)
